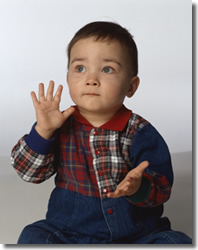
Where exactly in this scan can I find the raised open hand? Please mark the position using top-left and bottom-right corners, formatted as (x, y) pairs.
(107, 161), (149, 199)
(31, 80), (75, 139)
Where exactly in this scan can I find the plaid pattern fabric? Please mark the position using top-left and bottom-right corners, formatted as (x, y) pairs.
(90, 128), (128, 198)
(55, 117), (100, 197)
(89, 114), (150, 198)
(11, 105), (172, 207)
(11, 136), (55, 183)
(135, 173), (171, 207)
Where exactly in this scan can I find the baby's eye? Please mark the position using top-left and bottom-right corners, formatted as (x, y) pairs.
(103, 67), (114, 74)
(76, 66), (86, 73)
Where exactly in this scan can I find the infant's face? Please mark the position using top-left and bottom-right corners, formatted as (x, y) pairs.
(67, 37), (134, 116)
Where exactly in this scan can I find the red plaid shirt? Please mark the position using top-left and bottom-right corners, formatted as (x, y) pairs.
(11, 105), (173, 207)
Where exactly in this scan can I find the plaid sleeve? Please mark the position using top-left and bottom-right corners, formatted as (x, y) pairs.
(11, 136), (56, 183)
(127, 172), (171, 207)
(142, 172), (171, 207)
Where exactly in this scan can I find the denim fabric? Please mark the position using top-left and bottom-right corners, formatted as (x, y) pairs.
(17, 187), (192, 244)
(45, 187), (162, 240)
(17, 219), (192, 244)
(133, 230), (192, 244)
(17, 220), (109, 244)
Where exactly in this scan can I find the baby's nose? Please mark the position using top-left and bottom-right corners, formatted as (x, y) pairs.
(86, 75), (100, 86)
(86, 81), (99, 86)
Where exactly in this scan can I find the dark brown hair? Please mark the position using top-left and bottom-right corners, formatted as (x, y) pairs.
(67, 21), (138, 76)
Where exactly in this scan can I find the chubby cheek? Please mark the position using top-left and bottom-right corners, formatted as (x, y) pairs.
(67, 82), (77, 102)
(106, 86), (126, 103)
(67, 74), (77, 93)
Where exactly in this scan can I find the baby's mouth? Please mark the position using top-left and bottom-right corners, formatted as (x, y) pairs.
(84, 93), (100, 96)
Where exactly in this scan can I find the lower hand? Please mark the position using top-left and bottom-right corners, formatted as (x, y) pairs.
(107, 161), (149, 198)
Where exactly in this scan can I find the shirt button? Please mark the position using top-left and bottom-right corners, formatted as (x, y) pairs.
(98, 171), (103, 176)
(94, 130), (98, 135)
(103, 188), (108, 194)
(108, 209), (113, 214)
(95, 150), (100, 155)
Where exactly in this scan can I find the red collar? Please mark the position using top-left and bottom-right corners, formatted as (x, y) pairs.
(72, 105), (132, 131)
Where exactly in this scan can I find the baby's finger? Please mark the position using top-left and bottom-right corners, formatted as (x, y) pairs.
(46, 81), (55, 101)
(54, 84), (63, 103)
(62, 106), (75, 120)
(38, 83), (45, 102)
(134, 161), (149, 175)
(107, 192), (117, 198)
(107, 190), (122, 198)
(107, 181), (129, 198)
(31, 91), (39, 108)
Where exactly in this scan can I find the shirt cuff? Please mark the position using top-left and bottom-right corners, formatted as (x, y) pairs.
(126, 176), (151, 203)
(24, 123), (55, 155)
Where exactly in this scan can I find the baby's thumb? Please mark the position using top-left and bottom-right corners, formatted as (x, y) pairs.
(62, 106), (75, 120)
(136, 161), (149, 174)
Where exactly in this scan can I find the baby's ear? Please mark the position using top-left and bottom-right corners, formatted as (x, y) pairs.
(126, 76), (140, 98)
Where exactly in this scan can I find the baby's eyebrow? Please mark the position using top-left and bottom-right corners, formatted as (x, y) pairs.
(103, 58), (122, 67)
(71, 58), (87, 64)
(70, 57), (122, 67)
